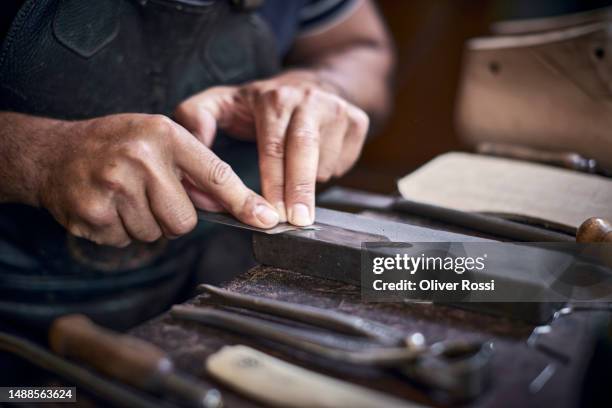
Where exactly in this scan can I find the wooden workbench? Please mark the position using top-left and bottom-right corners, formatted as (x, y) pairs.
(130, 263), (601, 408)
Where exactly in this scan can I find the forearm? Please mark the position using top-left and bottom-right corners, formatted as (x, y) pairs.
(287, 0), (395, 133)
(307, 43), (394, 132)
(0, 111), (60, 206)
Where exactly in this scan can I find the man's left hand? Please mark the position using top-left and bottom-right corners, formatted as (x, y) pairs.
(174, 70), (369, 226)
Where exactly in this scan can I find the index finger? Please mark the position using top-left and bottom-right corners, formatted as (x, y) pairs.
(284, 106), (320, 226)
(172, 126), (279, 229)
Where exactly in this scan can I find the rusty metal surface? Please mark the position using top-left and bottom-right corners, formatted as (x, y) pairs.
(130, 266), (597, 408)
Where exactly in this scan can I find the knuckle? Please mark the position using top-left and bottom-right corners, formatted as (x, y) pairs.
(264, 86), (297, 105)
(122, 139), (158, 163)
(236, 194), (258, 220)
(208, 158), (233, 186)
(262, 137), (285, 159)
(78, 201), (114, 228)
(135, 226), (162, 243)
(146, 114), (177, 137)
(332, 99), (348, 117)
(242, 83), (264, 104)
(292, 127), (319, 145)
(98, 166), (128, 195)
(303, 86), (321, 101)
(264, 183), (284, 200)
(169, 211), (197, 236)
(245, 81), (265, 93)
(350, 108), (370, 135)
(290, 182), (315, 198)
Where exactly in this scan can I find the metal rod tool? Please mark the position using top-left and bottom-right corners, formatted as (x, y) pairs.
(198, 284), (405, 346)
(317, 186), (573, 242)
(172, 287), (494, 401)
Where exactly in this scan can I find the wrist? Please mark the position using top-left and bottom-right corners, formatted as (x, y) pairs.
(0, 112), (69, 207)
(277, 68), (349, 100)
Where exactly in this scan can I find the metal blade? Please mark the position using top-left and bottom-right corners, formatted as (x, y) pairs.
(197, 210), (320, 235)
(312, 207), (488, 243)
(198, 207), (487, 241)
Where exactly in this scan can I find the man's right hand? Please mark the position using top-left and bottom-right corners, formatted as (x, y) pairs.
(32, 113), (278, 247)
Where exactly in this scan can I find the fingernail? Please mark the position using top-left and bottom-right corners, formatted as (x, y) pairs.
(254, 204), (279, 227)
(289, 203), (312, 226)
(275, 202), (287, 223)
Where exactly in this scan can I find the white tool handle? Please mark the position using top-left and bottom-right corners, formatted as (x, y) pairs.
(206, 345), (425, 408)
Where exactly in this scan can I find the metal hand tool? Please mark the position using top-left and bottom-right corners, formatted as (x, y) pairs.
(476, 142), (611, 177)
(317, 186), (573, 242)
(198, 210), (319, 234)
(198, 284), (406, 346)
(49, 314), (222, 408)
(171, 286), (494, 401)
(173, 305), (426, 366)
(0, 330), (171, 408)
(199, 206), (486, 243)
(526, 303), (612, 394)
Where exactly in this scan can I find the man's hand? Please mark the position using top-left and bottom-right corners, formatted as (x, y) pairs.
(4, 113), (279, 247)
(175, 71), (370, 226)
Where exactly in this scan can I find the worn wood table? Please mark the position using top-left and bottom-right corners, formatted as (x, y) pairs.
(130, 263), (601, 408)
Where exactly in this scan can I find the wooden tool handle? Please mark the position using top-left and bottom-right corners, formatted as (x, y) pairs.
(49, 314), (172, 388)
(207, 345), (418, 408)
(576, 217), (612, 242)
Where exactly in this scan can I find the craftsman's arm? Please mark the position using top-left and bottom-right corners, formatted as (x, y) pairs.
(0, 112), (52, 207)
(287, 0), (395, 133)
(0, 111), (279, 247)
(174, 0), (395, 227)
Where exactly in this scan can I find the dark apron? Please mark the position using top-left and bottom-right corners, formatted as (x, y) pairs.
(0, 0), (279, 331)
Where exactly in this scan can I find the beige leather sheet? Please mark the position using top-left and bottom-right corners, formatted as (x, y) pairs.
(397, 152), (612, 232)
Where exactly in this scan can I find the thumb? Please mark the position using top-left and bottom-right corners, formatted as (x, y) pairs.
(174, 86), (238, 147)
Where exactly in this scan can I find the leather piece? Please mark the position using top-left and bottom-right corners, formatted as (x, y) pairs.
(53, 0), (121, 58)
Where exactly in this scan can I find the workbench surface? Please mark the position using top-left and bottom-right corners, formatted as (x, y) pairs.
(131, 265), (598, 408)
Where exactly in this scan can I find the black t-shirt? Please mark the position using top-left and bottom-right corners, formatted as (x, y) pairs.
(0, 0), (358, 57)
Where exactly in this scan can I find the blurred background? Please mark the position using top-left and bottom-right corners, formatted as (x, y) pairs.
(337, 0), (612, 193)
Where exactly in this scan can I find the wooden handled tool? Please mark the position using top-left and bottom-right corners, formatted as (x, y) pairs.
(49, 314), (222, 408)
(576, 217), (612, 242)
(206, 345), (422, 408)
